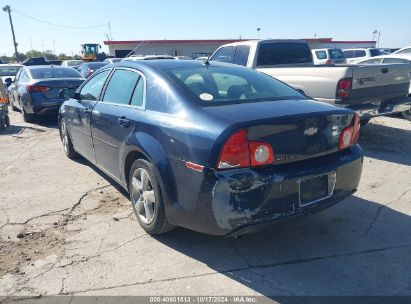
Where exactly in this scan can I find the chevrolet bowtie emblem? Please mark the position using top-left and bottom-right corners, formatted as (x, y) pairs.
(304, 127), (318, 136)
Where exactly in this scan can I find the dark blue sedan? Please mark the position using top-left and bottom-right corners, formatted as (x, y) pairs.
(59, 60), (363, 236)
(8, 66), (85, 122)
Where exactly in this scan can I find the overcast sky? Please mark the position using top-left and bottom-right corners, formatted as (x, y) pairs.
(1, 0), (410, 56)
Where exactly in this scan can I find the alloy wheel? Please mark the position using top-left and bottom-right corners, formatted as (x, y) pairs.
(131, 168), (156, 224)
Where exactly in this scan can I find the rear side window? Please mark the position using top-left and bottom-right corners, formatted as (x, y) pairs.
(79, 70), (110, 101)
(210, 46), (235, 63)
(130, 77), (145, 107)
(30, 67), (82, 79)
(343, 50), (355, 58)
(315, 51), (327, 60)
(329, 49), (345, 60)
(103, 69), (140, 105)
(354, 50), (366, 58)
(383, 58), (410, 64)
(233, 45), (250, 66)
(256, 42), (312, 66)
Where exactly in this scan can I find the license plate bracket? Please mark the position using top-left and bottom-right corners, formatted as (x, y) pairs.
(298, 172), (336, 207)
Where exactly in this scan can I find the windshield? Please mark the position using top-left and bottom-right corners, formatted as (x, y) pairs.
(0, 66), (21, 77)
(167, 66), (305, 105)
(30, 67), (82, 79)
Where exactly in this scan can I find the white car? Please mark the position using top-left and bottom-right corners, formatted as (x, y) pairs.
(103, 58), (122, 64)
(311, 48), (347, 65)
(393, 46), (411, 58)
(61, 60), (84, 69)
(357, 55), (411, 65)
(342, 48), (386, 64)
(0, 64), (23, 91)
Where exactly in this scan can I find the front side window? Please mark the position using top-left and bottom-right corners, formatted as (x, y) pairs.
(210, 46), (235, 63)
(256, 42), (312, 66)
(168, 66), (305, 105)
(233, 45), (250, 66)
(103, 69), (141, 105)
(79, 70), (110, 101)
(315, 51), (327, 60)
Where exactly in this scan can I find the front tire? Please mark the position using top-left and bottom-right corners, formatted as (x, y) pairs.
(60, 119), (78, 159)
(128, 159), (174, 235)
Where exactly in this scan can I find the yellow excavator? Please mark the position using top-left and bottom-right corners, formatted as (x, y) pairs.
(80, 43), (107, 61)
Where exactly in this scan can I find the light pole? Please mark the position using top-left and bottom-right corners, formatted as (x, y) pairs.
(3, 5), (20, 63)
(257, 28), (261, 39)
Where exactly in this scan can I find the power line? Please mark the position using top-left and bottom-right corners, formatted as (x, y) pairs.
(13, 9), (108, 29)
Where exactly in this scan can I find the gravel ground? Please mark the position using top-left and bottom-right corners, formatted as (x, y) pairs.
(0, 110), (410, 302)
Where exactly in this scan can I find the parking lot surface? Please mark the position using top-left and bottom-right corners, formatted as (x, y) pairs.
(0, 110), (410, 299)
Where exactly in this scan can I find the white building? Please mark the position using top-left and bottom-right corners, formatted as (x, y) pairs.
(104, 38), (377, 59)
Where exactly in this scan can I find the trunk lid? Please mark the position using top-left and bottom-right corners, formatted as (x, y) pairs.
(204, 99), (355, 165)
(31, 78), (84, 100)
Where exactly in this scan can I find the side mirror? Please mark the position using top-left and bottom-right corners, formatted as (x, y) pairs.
(4, 78), (12, 87)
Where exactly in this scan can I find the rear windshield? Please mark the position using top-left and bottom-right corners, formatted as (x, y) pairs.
(370, 49), (383, 57)
(167, 66), (305, 105)
(329, 49), (345, 60)
(30, 67), (82, 79)
(0, 66), (21, 77)
(66, 60), (83, 66)
(256, 42), (313, 66)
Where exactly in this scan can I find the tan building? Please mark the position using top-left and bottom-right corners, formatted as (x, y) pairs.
(103, 38), (377, 59)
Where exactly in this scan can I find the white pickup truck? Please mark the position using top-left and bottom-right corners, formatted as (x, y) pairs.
(209, 40), (411, 121)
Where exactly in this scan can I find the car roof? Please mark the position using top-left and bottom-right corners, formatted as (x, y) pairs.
(113, 59), (242, 72)
(25, 65), (71, 70)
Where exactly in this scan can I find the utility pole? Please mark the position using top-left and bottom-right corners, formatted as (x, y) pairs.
(2, 5), (20, 63)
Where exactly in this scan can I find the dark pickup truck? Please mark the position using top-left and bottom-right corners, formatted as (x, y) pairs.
(23, 57), (62, 66)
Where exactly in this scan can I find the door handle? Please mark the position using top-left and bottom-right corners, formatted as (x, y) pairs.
(381, 68), (389, 74)
(118, 117), (130, 128)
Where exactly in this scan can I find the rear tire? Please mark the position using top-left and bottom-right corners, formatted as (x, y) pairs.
(60, 119), (78, 159)
(128, 159), (175, 235)
(402, 109), (411, 121)
(21, 107), (34, 123)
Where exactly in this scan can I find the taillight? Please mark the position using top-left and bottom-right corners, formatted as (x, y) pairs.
(326, 59), (332, 65)
(339, 114), (360, 150)
(218, 130), (250, 169)
(27, 85), (49, 93)
(249, 142), (274, 167)
(217, 130), (274, 169)
(336, 78), (352, 99)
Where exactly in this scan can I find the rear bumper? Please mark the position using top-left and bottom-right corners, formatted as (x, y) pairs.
(24, 99), (64, 115)
(166, 145), (364, 236)
(352, 96), (411, 119)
